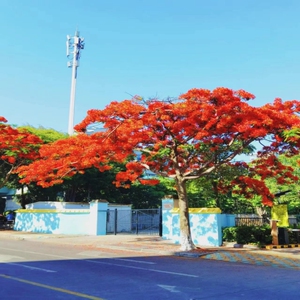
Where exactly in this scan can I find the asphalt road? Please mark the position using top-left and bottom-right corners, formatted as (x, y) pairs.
(0, 238), (299, 299)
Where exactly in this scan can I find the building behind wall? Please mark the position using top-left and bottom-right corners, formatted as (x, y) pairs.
(0, 187), (21, 212)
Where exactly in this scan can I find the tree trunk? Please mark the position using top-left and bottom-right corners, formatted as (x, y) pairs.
(176, 176), (195, 251)
(256, 206), (267, 218)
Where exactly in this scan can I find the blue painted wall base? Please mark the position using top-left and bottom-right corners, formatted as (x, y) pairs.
(162, 198), (235, 247)
(14, 200), (108, 235)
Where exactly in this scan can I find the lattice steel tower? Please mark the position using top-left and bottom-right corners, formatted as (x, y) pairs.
(66, 30), (85, 135)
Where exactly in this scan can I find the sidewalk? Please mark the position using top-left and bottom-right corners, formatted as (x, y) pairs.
(1, 230), (300, 260)
(1, 230), (180, 255)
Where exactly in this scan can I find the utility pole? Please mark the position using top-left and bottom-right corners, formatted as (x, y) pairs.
(66, 30), (85, 135)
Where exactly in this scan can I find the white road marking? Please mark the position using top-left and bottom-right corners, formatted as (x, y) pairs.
(113, 258), (156, 264)
(0, 246), (178, 275)
(76, 252), (156, 264)
(158, 284), (180, 293)
(7, 262), (56, 273)
(85, 259), (198, 278)
(0, 247), (156, 265)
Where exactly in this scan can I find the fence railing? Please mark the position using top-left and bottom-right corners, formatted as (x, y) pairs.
(235, 217), (266, 226)
(106, 208), (162, 236)
(235, 217), (299, 227)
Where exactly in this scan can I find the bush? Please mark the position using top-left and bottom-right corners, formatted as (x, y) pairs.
(253, 225), (272, 246)
(222, 225), (272, 246)
(222, 227), (237, 242)
(235, 226), (253, 245)
(287, 228), (300, 244)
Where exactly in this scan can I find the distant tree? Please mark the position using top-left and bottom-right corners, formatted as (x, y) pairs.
(186, 153), (254, 212)
(18, 88), (300, 250)
(108, 178), (172, 209)
(19, 126), (68, 143)
(40, 163), (170, 207)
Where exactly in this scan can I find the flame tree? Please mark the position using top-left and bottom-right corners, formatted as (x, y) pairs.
(18, 87), (300, 250)
(0, 117), (43, 188)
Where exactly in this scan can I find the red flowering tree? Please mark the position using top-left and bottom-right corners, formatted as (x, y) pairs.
(18, 134), (112, 188)
(18, 88), (300, 250)
(0, 117), (43, 188)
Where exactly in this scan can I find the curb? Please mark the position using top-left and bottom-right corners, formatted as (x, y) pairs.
(93, 245), (177, 255)
(175, 251), (213, 258)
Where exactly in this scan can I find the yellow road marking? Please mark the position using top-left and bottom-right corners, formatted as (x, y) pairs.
(0, 274), (104, 300)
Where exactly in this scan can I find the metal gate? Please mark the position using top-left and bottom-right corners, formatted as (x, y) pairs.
(106, 208), (162, 236)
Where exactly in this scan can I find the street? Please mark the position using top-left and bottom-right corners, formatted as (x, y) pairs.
(0, 237), (299, 299)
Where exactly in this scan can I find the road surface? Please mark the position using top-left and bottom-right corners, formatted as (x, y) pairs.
(0, 237), (299, 299)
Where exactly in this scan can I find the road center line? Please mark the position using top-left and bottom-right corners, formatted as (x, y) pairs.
(0, 274), (104, 300)
(86, 259), (198, 278)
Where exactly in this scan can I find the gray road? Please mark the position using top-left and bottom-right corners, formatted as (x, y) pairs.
(0, 238), (299, 299)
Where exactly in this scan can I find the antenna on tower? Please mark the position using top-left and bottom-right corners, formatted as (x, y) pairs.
(66, 35), (70, 56)
(66, 30), (85, 135)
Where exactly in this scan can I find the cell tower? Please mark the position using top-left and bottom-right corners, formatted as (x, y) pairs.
(66, 30), (85, 135)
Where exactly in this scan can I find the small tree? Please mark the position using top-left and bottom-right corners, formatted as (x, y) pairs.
(18, 88), (300, 250)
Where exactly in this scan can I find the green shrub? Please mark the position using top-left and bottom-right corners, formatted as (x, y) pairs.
(235, 226), (253, 244)
(252, 225), (272, 246)
(222, 227), (237, 242)
(287, 228), (300, 244)
(222, 225), (272, 246)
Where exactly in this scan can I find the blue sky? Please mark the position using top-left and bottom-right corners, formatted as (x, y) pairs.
(1, 0), (300, 133)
